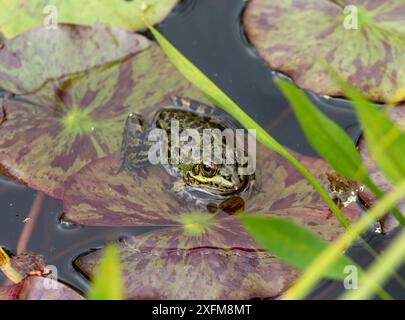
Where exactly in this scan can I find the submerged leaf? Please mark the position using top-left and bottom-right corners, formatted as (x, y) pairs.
(244, 0), (405, 103)
(0, 41), (204, 198)
(0, 0), (179, 39)
(0, 24), (150, 95)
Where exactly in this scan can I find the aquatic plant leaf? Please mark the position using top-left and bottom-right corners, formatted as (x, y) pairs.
(244, 0), (405, 103)
(341, 81), (405, 186)
(76, 227), (300, 300)
(87, 245), (124, 300)
(0, 24), (150, 94)
(359, 104), (405, 232)
(0, 277), (83, 300)
(71, 145), (362, 299)
(63, 154), (185, 226)
(0, 43), (204, 198)
(0, 283), (23, 300)
(64, 144), (361, 232)
(240, 215), (358, 280)
(0, 0), (179, 39)
(276, 78), (366, 180)
(276, 77), (405, 227)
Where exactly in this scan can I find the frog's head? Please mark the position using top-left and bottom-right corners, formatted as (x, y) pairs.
(179, 162), (248, 196)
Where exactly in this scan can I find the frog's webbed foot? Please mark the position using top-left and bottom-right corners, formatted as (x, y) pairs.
(116, 113), (152, 177)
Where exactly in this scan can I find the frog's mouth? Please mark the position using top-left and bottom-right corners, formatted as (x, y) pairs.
(184, 172), (248, 196)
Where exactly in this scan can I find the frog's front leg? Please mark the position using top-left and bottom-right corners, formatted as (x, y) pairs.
(117, 113), (152, 178)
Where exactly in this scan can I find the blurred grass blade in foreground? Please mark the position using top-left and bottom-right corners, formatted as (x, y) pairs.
(276, 78), (405, 227)
(87, 244), (124, 300)
(240, 215), (359, 280)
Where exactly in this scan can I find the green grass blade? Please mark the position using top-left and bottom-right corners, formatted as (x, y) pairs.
(275, 78), (366, 180)
(283, 179), (405, 299)
(87, 244), (124, 300)
(240, 215), (358, 280)
(338, 78), (405, 186)
(146, 23), (349, 229)
(341, 230), (405, 300)
(276, 78), (405, 227)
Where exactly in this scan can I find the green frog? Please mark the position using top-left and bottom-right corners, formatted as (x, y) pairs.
(118, 96), (257, 212)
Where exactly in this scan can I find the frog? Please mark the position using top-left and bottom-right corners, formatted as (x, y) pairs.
(326, 172), (386, 234)
(117, 96), (257, 212)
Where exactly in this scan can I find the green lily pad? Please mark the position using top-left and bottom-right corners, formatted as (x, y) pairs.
(0, 40), (204, 199)
(243, 0), (405, 103)
(0, 24), (150, 95)
(0, 277), (84, 300)
(0, 0), (179, 39)
(69, 144), (361, 299)
(359, 104), (405, 232)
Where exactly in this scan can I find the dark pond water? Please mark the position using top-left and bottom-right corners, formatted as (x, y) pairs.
(0, 0), (404, 299)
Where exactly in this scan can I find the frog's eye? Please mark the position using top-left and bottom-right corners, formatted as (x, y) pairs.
(201, 164), (218, 178)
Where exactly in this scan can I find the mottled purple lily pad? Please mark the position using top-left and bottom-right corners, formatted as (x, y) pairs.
(0, 276), (83, 300)
(0, 0), (179, 39)
(243, 0), (405, 103)
(71, 144), (361, 299)
(76, 231), (300, 300)
(0, 42), (204, 198)
(359, 104), (405, 232)
(0, 24), (150, 95)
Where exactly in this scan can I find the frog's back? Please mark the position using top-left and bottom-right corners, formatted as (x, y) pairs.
(153, 107), (228, 134)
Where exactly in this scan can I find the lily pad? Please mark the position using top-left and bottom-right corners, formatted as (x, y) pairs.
(243, 0), (405, 103)
(0, 0), (179, 39)
(0, 276), (83, 300)
(70, 144), (361, 299)
(0, 283), (22, 300)
(359, 104), (405, 232)
(76, 230), (300, 300)
(0, 42), (204, 199)
(0, 24), (150, 95)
